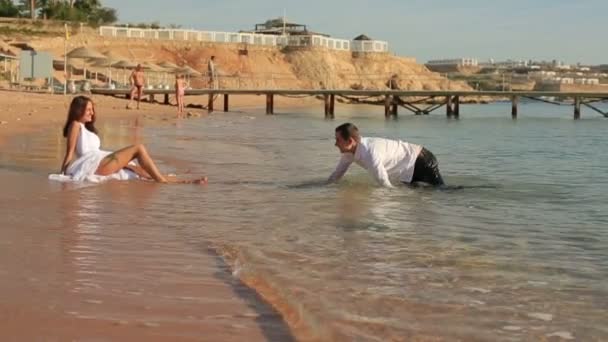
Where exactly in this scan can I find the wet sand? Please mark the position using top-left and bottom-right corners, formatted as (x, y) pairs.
(0, 91), (320, 341)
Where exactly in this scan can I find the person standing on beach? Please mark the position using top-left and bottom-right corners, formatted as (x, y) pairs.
(386, 74), (401, 90)
(207, 56), (217, 89)
(175, 74), (186, 118)
(127, 64), (145, 110)
(328, 123), (445, 188)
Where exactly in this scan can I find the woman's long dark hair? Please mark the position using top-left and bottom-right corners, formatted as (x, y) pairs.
(62, 96), (98, 137)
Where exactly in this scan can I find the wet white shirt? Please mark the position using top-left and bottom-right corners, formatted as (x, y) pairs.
(328, 137), (423, 188)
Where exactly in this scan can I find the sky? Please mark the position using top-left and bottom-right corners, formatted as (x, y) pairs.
(102, 0), (608, 65)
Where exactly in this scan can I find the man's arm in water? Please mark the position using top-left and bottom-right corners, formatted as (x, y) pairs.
(327, 154), (354, 184)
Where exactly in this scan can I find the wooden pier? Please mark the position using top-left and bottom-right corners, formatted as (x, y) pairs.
(90, 89), (608, 120)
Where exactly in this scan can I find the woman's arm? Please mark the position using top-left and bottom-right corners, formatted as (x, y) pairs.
(60, 121), (80, 174)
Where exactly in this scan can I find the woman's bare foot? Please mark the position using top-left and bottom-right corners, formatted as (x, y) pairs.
(166, 176), (208, 185)
(191, 177), (208, 185)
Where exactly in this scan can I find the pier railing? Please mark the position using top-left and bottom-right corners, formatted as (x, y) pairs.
(89, 86), (608, 120)
(85, 71), (463, 91)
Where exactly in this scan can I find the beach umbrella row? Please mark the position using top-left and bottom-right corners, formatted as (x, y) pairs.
(64, 46), (204, 87)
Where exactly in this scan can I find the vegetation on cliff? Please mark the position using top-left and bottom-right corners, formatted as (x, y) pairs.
(0, 0), (116, 25)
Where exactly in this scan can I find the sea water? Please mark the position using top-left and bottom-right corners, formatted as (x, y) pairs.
(2, 101), (607, 340)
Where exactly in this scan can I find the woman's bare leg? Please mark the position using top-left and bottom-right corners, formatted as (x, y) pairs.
(123, 165), (206, 184)
(96, 144), (167, 182)
(167, 175), (208, 184)
(96, 144), (207, 184)
(123, 164), (152, 180)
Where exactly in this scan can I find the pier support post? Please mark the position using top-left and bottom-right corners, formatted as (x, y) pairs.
(446, 96), (453, 117)
(390, 97), (398, 117)
(511, 95), (519, 119)
(454, 96), (460, 118)
(164, 93), (170, 105)
(324, 94), (330, 118)
(329, 94), (335, 118)
(223, 94), (229, 112)
(384, 95), (391, 118)
(266, 94), (274, 114)
(208, 93), (214, 113)
(574, 97), (581, 119)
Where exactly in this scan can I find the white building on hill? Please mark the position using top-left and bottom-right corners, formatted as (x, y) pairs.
(98, 19), (389, 53)
(426, 58), (479, 67)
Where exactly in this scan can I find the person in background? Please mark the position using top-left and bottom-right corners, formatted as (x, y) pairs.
(207, 56), (217, 89)
(386, 74), (401, 90)
(175, 74), (186, 118)
(127, 64), (145, 109)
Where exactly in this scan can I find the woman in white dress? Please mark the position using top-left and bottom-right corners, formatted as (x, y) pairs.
(60, 96), (207, 184)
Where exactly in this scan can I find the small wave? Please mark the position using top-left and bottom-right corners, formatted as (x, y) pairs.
(209, 243), (336, 341)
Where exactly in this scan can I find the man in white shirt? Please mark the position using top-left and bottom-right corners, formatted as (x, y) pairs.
(328, 123), (445, 188)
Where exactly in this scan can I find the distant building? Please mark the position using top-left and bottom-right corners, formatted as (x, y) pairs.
(248, 17), (328, 37)
(426, 58), (479, 67)
(351, 34), (389, 54)
(98, 18), (389, 53)
(481, 59), (527, 68)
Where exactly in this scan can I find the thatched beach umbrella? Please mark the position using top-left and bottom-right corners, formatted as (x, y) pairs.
(142, 62), (167, 87)
(66, 46), (106, 59)
(157, 61), (180, 85)
(176, 65), (202, 76)
(113, 60), (138, 86)
(175, 65), (201, 86)
(66, 47), (106, 81)
(142, 62), (165, 72)
(102, 50), (127, 61)
(113, 60), (138, 69)
(92, 58), (121, 86)
(158, 61), (180, 71)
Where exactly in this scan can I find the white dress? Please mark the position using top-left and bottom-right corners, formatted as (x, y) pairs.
(59, 122), (138, 182)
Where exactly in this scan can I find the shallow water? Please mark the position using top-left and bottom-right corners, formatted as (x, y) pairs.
(2, 102), (608, 340)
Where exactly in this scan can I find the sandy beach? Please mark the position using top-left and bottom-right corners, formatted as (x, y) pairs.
(0, 89), (321, 143)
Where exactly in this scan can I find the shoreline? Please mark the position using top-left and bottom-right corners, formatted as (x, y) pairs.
(0, 90), (322, 145)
